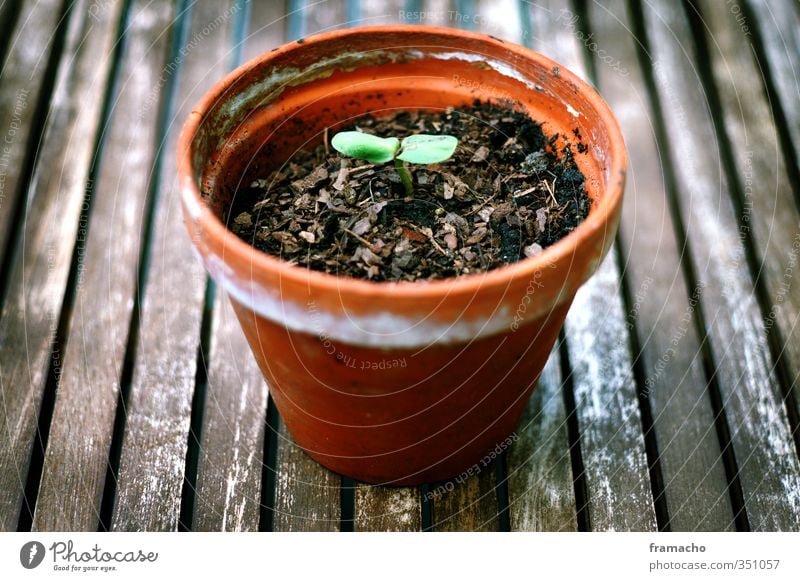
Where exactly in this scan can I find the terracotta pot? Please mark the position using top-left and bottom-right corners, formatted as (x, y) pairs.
(177, 25), (625, 485)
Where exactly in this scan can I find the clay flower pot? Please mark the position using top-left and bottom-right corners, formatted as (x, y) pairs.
(177, 25), (625, 485)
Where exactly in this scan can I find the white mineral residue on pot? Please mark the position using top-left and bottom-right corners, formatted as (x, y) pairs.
(221, 50), (401, 123)
(181, 180), (204, 221)
(408, 50), (541, 93)
(205, 254), (523, 347)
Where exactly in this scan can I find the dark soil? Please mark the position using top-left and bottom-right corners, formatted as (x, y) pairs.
(226, 101), (590, 282)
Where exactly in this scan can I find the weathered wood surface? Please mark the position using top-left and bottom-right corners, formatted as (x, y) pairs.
(192, 293), (270, 531)
(644, 0), (800, 531)
(0, 0), (64, 265)
(0, 0), (124, 532)
(32, 0), (177, 532)
(529, 0), (657, 532)
(272, 421), (342, 532)
(744, 0), (800, 185)
(694, 0), (800, 449)
(2, 0), (800, 532)
(430, 463), (501, 531)
(588, 0), (734, 531)
(110, 0), (242, 531)
(508, 345), (578, 531)
(355, 485), (422, 531)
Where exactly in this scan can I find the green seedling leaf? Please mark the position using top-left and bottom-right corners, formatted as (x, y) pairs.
(397, 134), (459, 164)
(330, 131), (400, 164)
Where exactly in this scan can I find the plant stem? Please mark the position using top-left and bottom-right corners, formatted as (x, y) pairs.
(394, 158), (414, 196)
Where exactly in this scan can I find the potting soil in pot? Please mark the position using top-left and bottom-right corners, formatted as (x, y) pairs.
(226, 101), (590, 282)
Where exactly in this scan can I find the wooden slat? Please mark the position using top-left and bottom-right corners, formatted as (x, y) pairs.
(355, 486), (421, 531)
(588, 0), (734, 530)
(0, 0), (16, 40)
(421, 0), (451, 26)
(360, 0), (405, 25)
(32, 0), (176, 532)
(508, 346), (578, 531)
(110, 0), (241, 531)
(303, 0), (345, 35)
(643, 0), (800, 530)
(430, 467), (501, 531)
(0, 0), (64, 272)
(191, 294), (269, 531)
(695, 0), (800, 459)
(243, 0), (285, 61)
(0, 0), (123, 532)
(272, 422), (341, 532)
(529, 0), (657, 532)
(192, 0), (286, 534)
(744, 0), (800, 182)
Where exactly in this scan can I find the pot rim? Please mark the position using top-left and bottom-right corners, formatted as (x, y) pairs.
(177, 24), (626, 299)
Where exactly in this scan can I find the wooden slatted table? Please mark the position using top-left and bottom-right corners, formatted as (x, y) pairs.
(1, 0), (798, 532)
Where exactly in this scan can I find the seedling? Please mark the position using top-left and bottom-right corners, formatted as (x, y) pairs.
(331, 131), (458, 196)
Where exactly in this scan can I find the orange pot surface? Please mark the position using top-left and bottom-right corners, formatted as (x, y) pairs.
(178, 25), (626, 484)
